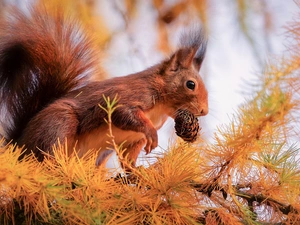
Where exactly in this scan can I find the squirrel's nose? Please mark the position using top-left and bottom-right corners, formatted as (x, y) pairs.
(200, 107), (208, 116)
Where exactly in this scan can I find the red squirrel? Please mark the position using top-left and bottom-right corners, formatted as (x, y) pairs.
(0, 6), (208, 167)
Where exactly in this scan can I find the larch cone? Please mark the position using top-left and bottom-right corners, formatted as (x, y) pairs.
(174, 109), (200, 143)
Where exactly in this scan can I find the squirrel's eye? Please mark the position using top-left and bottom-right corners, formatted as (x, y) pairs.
(186, 80), (195, 90)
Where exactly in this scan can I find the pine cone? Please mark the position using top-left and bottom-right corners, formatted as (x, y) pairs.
(174, 109), (200, 143)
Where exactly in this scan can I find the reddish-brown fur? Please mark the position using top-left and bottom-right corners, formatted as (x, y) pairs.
(0, 6), (208, 168)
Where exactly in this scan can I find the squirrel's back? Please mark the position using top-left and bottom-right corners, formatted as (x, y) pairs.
(0, 6), (100, 142)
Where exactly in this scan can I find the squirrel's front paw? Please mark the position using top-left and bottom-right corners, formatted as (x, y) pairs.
(144, 128), (158, 154)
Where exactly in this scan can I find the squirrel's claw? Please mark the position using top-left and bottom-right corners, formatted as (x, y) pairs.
(144, 140), (152, 154)
(144, 128), (158, 154)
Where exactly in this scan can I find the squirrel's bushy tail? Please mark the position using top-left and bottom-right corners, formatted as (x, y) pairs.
(0, 6), (100, 142)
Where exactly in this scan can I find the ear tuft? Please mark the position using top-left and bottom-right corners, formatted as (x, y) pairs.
(163, 27), (207, 74)
(193, 36), (207, 71)
(180, 27), (208, 71)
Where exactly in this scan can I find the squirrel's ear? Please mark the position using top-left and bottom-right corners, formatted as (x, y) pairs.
(193, 39), (207, 72)
(164, 28), (207, 73)
(167, 48), (197, 72)
(178, 27), (208, 72)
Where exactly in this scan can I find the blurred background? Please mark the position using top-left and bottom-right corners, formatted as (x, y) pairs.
(0, 0), (298, 166)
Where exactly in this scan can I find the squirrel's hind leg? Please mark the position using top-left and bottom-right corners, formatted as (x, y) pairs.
(19, 99), (79, 161)
(120, 138), (147, 171)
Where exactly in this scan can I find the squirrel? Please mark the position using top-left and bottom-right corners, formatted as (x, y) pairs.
(0, 6), (208, 168)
